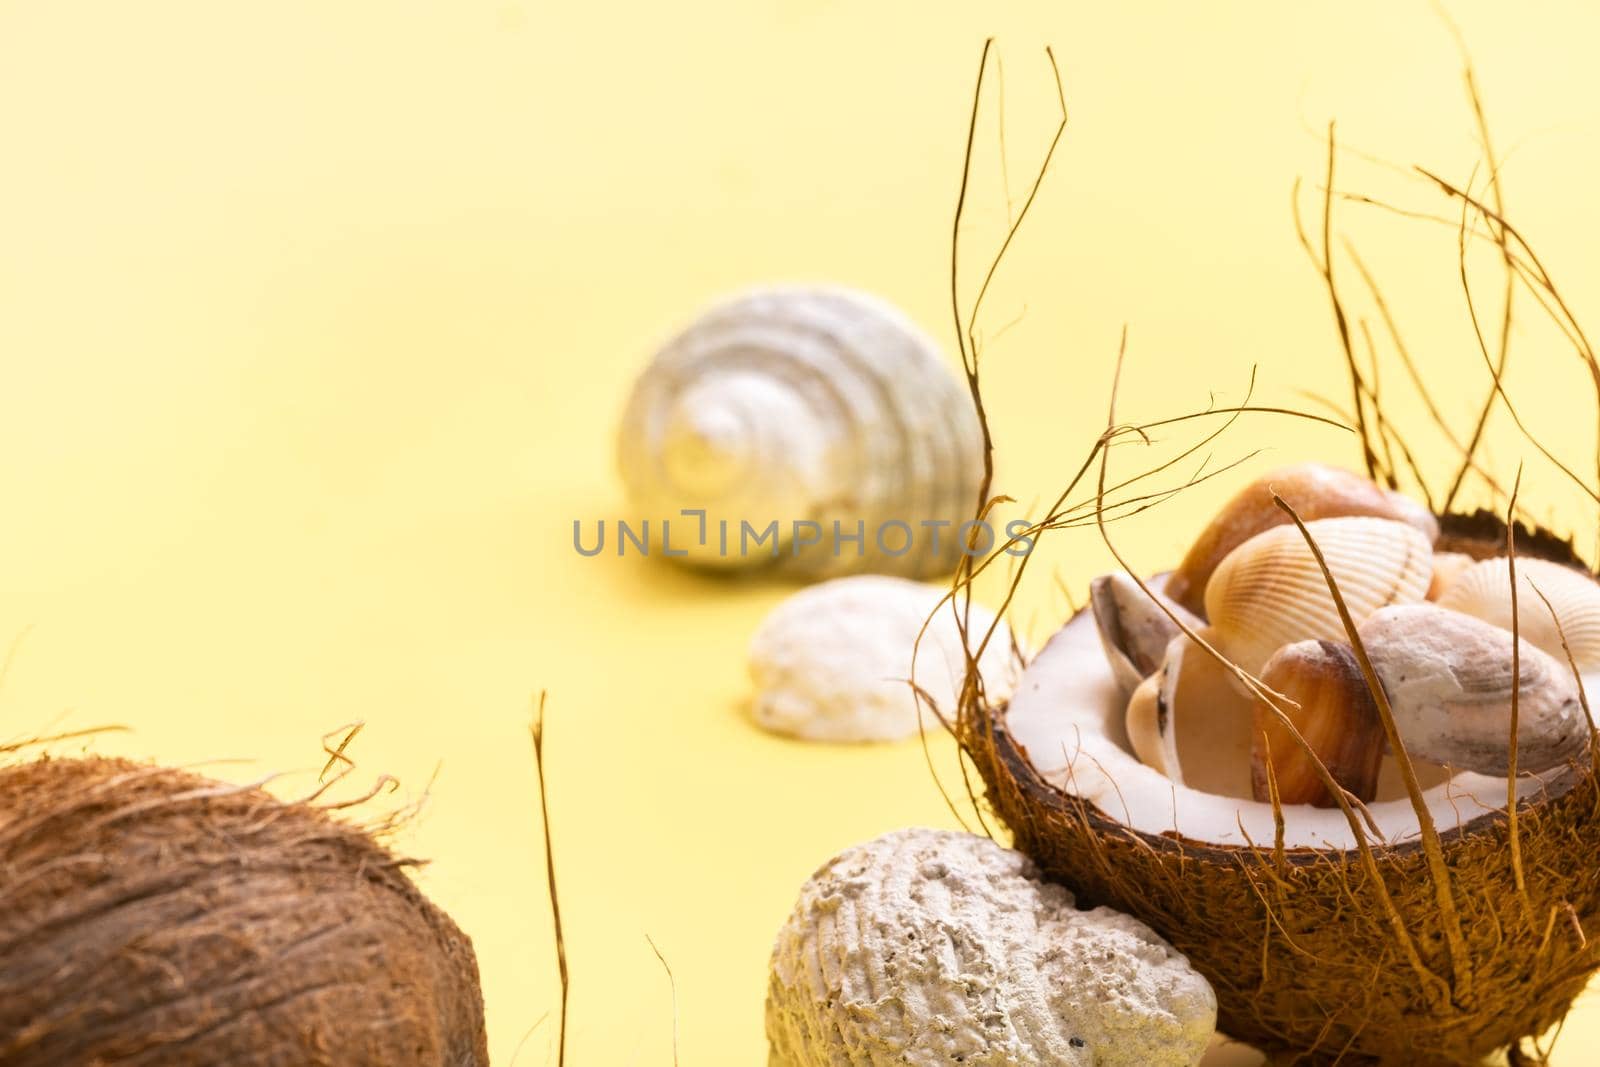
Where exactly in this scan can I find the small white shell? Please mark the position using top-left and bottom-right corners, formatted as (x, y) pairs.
(766, 828), (1217, 1067)
(747, 576), (1017, 742)
(1125, 671), (1173, 778)
(1144, 632), (1256, 797)
(1361, 604), (1589, 775)
(1436, 556), (1600, 669)
(617, 286), (983, 578)
(1205, 516), (1432, 674)
(1123, 628), (1254, 794)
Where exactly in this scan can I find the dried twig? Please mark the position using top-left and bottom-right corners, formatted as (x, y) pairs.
(531, 692), (568, 1067)
(1503, 468), (1533, 918)
(646, 935), (680, 1067)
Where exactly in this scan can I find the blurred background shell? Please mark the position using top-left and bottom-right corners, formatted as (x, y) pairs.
(616, 286), (983, 579)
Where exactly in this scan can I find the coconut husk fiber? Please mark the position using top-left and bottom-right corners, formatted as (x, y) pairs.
(966, 513), (1600, 1064)
(0, 756), (489, 1067)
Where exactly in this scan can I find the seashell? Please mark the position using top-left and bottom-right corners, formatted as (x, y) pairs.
(1125, 671), (1172, 778)
(1205, 516), (1432, 675)
(1360, 604), (1589, 775)
(1427, 551), (1477, 601)
(747, 575), (1018, 743)
(616, 286), (983, 578)
(1250, 640), (1384, 808)
(1091, 572), (1203, 698)
(1126, 630), (1256, 797)
(1380, 489), (1441, 547)
(766, 828), (1217, 1067)
(1164, 463), (1437, 614)
(1436, 556), (1600, 669)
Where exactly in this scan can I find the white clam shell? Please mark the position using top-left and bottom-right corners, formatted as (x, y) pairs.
(1125, 671), (1171, 778)
(1139, 631), (1256, 797)
(747, 576), (1018, 743)
(1436, 556), (1600, 669)
(1205, 516), (1432, 674)
(616, 286), (983, 577)
(766, 828), (1217, 1067)
(1360, 604), (1589, 775)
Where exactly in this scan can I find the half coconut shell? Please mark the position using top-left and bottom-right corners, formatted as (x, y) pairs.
(966, 511), (1600, 1063)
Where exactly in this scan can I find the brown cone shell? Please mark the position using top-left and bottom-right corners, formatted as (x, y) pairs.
(1251, 639), (1384, 808)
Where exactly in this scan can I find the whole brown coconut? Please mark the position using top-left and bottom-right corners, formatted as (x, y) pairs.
(0, 756), (489, 1067)
(966, 512), (1600, 1064)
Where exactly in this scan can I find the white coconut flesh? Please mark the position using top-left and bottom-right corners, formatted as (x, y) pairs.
(1007, 579), (1580, 851)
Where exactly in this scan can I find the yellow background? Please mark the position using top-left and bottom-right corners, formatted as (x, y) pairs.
(3, 1), (1600, 1063)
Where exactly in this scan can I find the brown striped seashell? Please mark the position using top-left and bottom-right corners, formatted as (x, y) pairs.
(1164, 463), (1438, 615)
(1436, 556), (1600, 670)
(1204, 516), (1432, 675)
(1250, 639), (1384, 808)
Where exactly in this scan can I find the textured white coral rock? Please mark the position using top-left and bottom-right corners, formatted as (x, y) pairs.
(748, 576), (1018, 742)
(766, 828), (1216, 1066)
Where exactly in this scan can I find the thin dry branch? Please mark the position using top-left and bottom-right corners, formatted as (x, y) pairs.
(1503, 468), (1533, 918)
(1440, 54), (1516, 512)
(1274, 494), (1473, 1001)
(1343, 241), (1513, 508)
(530, 692), (568, 1067)
(646, 935), (680, 1067)
(1292, 126), (1383, 483)
(1421, 167), (1600, 507)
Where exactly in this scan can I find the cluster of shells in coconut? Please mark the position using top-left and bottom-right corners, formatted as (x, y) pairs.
(970, 461), (1600, 1063)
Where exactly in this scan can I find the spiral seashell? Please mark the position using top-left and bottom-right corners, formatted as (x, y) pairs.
(1164, 463), (1439, 615)
(616, 286), (983, 578)
(1205, 516), (1432, 674)
(1436, 556), (1600, 669)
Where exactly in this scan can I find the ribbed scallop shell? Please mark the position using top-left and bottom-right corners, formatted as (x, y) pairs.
(1162, 463), (1438, 614)
(1205, 516), (1432, 673)
(1436, 556), (1600, 669)
(616, 286), (983, 578)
